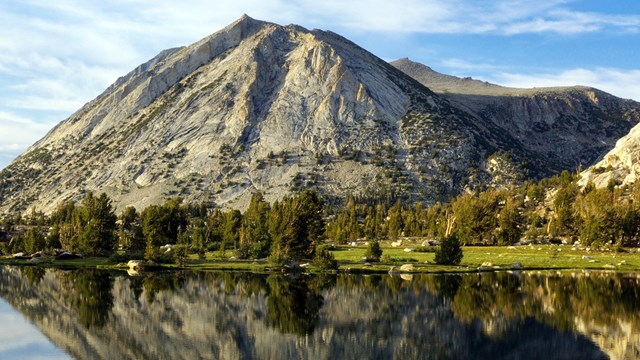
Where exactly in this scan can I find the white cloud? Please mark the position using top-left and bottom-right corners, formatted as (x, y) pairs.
(274, 0), (640, 35)
(441, 58), (504, 72)
(0, 113), (55, 168)
(0, 111), (56, 144)
(0, 0), (639, 169)
(491, 68), (640, 101)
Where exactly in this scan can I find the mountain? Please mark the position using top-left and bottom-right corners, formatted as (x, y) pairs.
(578, 121), (640, 188)
(392, 58), (640, 175)
(0, 16), (638, 214)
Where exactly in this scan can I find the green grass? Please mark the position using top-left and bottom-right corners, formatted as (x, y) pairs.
(1, 244), (639, 274)
(331, 243), (640, 273)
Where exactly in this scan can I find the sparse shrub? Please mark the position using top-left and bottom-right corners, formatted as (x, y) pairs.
(414, 245), (438, 253)
(108, 252), (131, 263)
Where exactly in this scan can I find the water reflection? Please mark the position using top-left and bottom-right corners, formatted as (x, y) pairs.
(266, 275), (325, 335)
(0, 268), (639, 359)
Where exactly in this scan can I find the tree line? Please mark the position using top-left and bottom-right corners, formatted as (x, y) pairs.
(1, 190), (335, 268)
(3, 169), (640, 264)
(324, 170), (640, 248)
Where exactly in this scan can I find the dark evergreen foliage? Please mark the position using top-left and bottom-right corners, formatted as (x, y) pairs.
(364, 240), (382, 262)
(313, 244), (338, 270)
(434, 234), (463, 265)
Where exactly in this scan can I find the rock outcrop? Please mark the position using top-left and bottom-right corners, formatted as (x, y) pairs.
(1, 17), (638, 213)
(392, 58), (640, 176)
(579, 121), (640, 188)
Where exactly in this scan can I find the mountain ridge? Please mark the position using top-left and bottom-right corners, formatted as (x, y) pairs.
(1, 15), (638, 214)
(393, 58), (640, 174)
(391, 57), (604, 96)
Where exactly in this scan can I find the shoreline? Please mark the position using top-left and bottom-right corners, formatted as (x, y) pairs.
(2, 244), (640, 274)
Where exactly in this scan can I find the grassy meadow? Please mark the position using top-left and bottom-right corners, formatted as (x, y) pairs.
(3, 241), (640, 274)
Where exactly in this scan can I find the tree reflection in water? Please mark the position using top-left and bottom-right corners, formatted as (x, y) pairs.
(1, 268), (639, 359)
(20, 266), (46, 287)
(59, 269), (114, 329)
(266, 274), (326, 336)
(447, 271), (640, 338)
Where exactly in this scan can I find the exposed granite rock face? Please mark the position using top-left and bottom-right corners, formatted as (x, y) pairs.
(579, 121), (640, 188)
(1, 17), (637, 213)
(392, 58), (640, 176)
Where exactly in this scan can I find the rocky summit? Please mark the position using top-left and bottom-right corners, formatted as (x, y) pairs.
(1, 15), (639, 214)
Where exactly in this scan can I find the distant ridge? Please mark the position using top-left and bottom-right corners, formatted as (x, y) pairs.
(393, 57), (640, 176)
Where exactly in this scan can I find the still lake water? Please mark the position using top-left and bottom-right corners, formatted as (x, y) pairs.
(0, 267), (639, 360)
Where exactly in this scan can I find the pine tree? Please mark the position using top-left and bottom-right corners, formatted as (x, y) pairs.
(364, 239), (382, 262)
(237, 192), (271, 259)
(497, 197), (524, 245)
(24, 227), (46, 254)
(119, 206), (144, 255)
(78, 192), (117, 256)
(387, 201), (404, 240)
(313, 244), (338, 270)
(435, 234), (463, 265)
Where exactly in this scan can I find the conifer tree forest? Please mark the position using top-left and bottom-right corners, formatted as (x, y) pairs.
(3, 169), (640, 265)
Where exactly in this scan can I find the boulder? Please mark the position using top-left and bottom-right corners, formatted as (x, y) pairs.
(128, 260), (142, 271)
(399, 264), (415, 272)
(282, 260), (302, 272)
(55, 252), (81, 260)
(511, 262), (522, 270)
(403, 248), (413, 252)
(400, 274), (414, 281)
(422, 239), (440, 246)
(127, 268), (140, 276)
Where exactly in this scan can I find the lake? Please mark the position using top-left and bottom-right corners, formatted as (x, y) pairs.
(0, 267), (638, 359)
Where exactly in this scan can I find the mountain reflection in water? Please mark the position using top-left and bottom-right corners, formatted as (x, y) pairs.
(1, 267), (638, 359)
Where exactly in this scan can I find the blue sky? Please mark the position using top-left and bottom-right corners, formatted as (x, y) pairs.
(1, 0), (640, 168)
(0, 299), (69, 359)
